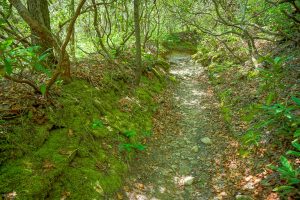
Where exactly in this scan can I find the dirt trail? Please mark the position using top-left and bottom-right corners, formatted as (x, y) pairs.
(120, 52), (238, 200)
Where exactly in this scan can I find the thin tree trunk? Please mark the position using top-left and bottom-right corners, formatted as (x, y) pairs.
(134, 0), (142, 85)
(70, 0), (76, 61)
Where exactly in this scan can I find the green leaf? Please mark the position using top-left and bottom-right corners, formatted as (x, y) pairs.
(266, 92), (275, 105)
(0, 18), (5, 26)
(294, 129), (300, 138)
(1, 39), (14, 50)
(291, 140), (300, 151)
(273, 185), (294, 192)
(286, 150), (300, 157)
(38, 53), (49, 62)
(92, 119), (104, 129)
(124, 130), (136, 138)
(34, 63), (52, 77)
(119, 143), (133, 152)
(40, 84), (46, 96)
(280, 156), (293, 173)
(133, 144), (146, 151)
(4, 58), (12, 75)
(289, 178), (300, 184)
(274, 57), (281, 64)
(292, 96), (300, 106)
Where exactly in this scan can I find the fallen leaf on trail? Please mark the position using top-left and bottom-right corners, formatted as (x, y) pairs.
(60, 191), (71, 200)
(117, 193), (123, 199)
(266, 192), (280, 200)
(43, 160), (55, 170)
(135, 183), (145, 190)
(68, 129), (74, 137)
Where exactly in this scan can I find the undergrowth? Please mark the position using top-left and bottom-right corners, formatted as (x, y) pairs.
(195, 36), (300, 198)
(0, 64), (166, 199)
(161, 31), (200, 53)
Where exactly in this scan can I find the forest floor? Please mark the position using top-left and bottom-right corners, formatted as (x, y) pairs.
(117, 52), (255, 200)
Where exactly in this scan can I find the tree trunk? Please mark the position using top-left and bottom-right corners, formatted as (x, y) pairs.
(70, 0), (76, 61)
(9, 0), (85, 83)
(27, 0), (55, 62)
(134, 0), (142, 85)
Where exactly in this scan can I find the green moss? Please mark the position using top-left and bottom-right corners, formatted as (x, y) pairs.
(0, 75), (165, 199)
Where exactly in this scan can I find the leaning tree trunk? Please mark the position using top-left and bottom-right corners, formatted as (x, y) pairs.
(9, 0), (85, 84)
(134, 0), (142, 85)
(27, 0), (50, 46)
(27, 0), (56, 62)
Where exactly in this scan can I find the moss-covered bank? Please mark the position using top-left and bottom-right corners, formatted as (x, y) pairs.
(0, 74), (165, 199)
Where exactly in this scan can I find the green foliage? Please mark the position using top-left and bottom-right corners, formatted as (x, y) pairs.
(92, 119), (104, 129)
(242, 56), (298, 148)
(0, 39), (52, 94)
(243, 96), (299, 147)
(245, 94), (300, 197)
(119, 130), (147, 152)
(0, 74), (164, 198)
(162, 32), (199, 52)
(119, 143), (146, 152)
(124, 130), (137, 138)
(271, 154), (300, 196)
(242, 130), (261, 146)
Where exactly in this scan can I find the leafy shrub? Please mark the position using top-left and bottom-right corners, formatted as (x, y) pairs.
(0, 39), (52, 95)
(119, 130), (146, 153)
(271, 140), (300, 197)
(119, 143), (146, 152)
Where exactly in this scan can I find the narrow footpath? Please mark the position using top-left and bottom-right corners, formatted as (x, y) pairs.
(120, 52), (240, 200)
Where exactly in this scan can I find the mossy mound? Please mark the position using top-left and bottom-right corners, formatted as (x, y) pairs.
(0, 74), (165, 199)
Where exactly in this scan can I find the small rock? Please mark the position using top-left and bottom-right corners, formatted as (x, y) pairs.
(183, 176), (195, 186)
(191, 146), (199, 153)
(159, 186), (166, 193)
(235, 194), (253, 200)
(201, 137), (212, 144)
(242, 182), (255, 190)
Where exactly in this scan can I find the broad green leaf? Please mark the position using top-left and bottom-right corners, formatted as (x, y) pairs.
(286, 150), (300, 157)
(92, 119), (104, 129)
(124, 130), (136, 138)
(274, 57), (281, 64)
(4, 58), (12, 75)
(291, 140), (300, 151)
(292, 96), (300, 106)
(273, 185), (294, 192)
(294, 129), (300, 138)
(266, 92), (275, 105)
(40, 84), (46, 96)
(277, 167), (294, 177)
(3, 39), (13, 48)
(133, 144), (146, 151)
(289, 178), (300, 184)
(38, 53), (49, 62)
(34, 63), (52, 77)
(280, 156), (293, 173)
